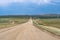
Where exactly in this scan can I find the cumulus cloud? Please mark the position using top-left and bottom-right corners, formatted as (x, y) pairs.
(0, 0), (60, 6)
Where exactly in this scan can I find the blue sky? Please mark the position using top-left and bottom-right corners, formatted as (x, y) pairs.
(0, 0), (60, 15)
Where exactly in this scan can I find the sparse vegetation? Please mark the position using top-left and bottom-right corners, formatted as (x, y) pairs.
(0, 16), (29, 29)
(32, 15), (60, 35)
(37, 18), (60, 29)
(33, 20), (60, 35)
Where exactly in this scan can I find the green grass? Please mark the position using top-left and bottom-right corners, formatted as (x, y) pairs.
(0, 18), (29, 29)
(37, 18), (60, 29)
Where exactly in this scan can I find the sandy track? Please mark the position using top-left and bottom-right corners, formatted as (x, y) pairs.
(0, 19), (60, 40)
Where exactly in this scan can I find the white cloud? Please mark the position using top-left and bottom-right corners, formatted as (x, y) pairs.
(0, 0), (28, 6)
(46, 0), (60, 5)
(0, 0), (60, 6)
(43, 0), (49, 3)
(0, 0), (49, 6)
(13, 0), (27, 3)
(0, 0), (13, 6)
(29, 0), (50, 5)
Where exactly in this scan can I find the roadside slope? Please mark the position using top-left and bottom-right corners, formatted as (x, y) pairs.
(0, 19), (60, 40)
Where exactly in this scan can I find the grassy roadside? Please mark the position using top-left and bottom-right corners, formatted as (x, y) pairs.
(39, 18), (60, 29)
(0, 18), (29, 29)
(33, 19), (60, 36)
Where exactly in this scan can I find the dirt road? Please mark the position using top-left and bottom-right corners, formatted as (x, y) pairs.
(0, 19), (60, 40)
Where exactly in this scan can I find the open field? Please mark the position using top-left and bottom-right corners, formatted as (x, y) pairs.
(0, 16), (29, 29)
(0, 19), (60, 40)
(37, 18), (60, 29)
(33, 18), (60, 35)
